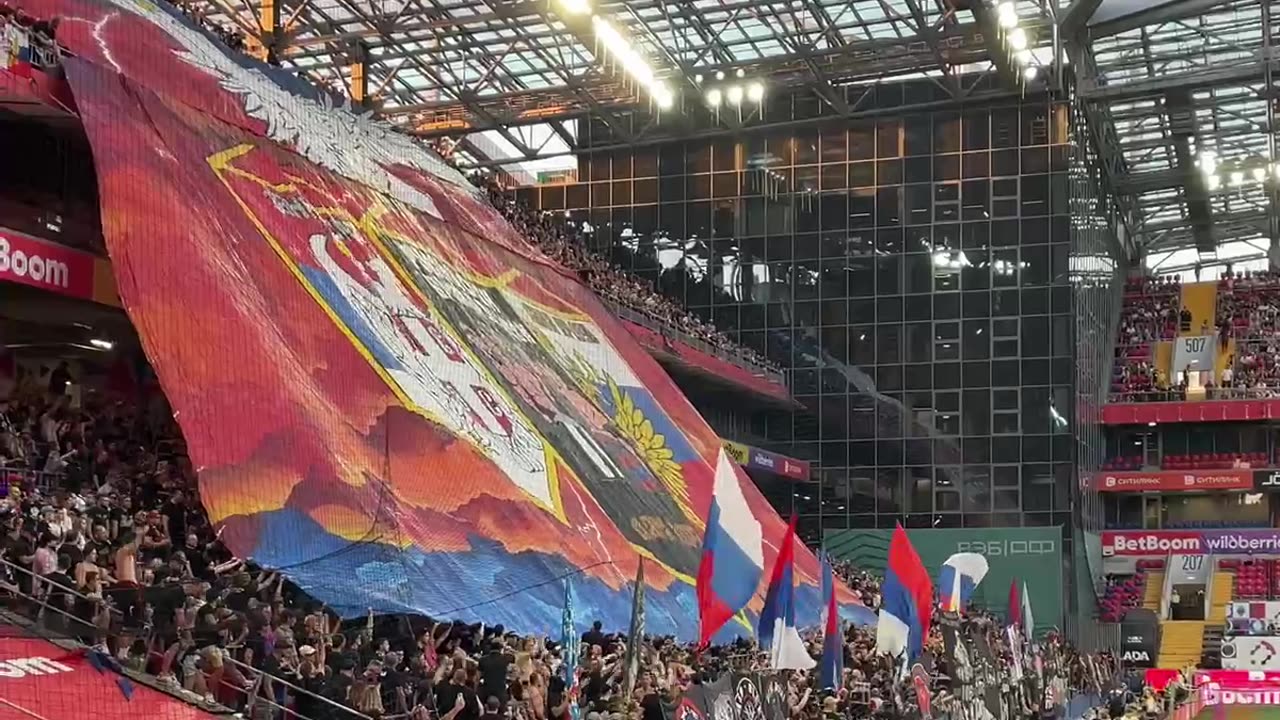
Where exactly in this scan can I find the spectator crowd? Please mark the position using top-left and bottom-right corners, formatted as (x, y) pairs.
(0, 358), (1119, 720)
(465, 170), (782, 377)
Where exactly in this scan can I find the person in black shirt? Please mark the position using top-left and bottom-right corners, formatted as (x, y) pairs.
(438, 667), (482, 720)
(479, 641), (514, 706)
(582, 621), (607, 650)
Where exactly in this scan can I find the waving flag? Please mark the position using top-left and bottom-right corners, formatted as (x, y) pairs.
(938, 552), (989, 613)
(562, 579), (582, 720)
(819, 550), (843, 689)
(1008, 578), (1036, 638)
(697, 449), (764, 645)
(758, 516), (816, 670)
(876, 524), (933, 661)
(621, 559), (646, 700)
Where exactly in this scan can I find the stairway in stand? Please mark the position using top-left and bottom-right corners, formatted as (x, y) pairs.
(1160, 620), (1207, 669)
(1200, 571), (1234, 668)
(1143, 571), (1165, 611)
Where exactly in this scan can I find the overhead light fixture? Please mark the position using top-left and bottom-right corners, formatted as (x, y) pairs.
(652, 83), (674, 110)
(735, 68), (745, 78)
(1023, 65), (1038, 80)
(997, 2), (1017, 28)
(694, 73), (703, 83)
(90, 338), (114, 351)
(1198, 150), (1217, 175)
(1253, 167), (1267, 183)
(1231, 170), (1245, 186)
(706, 88), (722, 107)
(1014, 49), (1032, 64)
(1207, 173), (1222, 190)
(746, 81), (764, 102)
(1008, 28), (1028, 50)
(556, 0), (590, 14)
(727, 84), (744, 106)
(715, 70), (725, 80)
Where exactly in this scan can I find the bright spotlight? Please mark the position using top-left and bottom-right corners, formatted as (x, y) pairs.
(735, 68), (745, 78)
(706, 88), (722, 107)
(652, 84), (674, 110)
(1008, 27), (1028, 50)
(694, 73), (703, 84)
(1198, 150), (1217, 175)
(727, 85), (744, 105)
(557, 0), (590, 14)
(715, 70), (725, 80)
(1231, 170), (1245, 186)
(1254, 167), (1267, 183)
(997, 2), (1018, 28)
(1023, 65), (1038, 80)
(90, 338), (115, 350)
(1207, 174), (1222, 190)
(1014, 49), (1032, 64)
(746, 81), (764, 102)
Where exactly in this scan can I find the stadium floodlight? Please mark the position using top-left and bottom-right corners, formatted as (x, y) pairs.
(706, 88), (722, 107)
(746, 81), (765, 103)
(1254, 166), (1267, 183)
(1023, 66), (1037, 80)
(997, 2), (1017, 28)
(1198, 150), (1217, 175)
(1231, 170), (1245, 186)
(694, 73), (704, 83)
(735, 68), (745, 78)
(557, 0), (591, 14)
(715, 70), (725, 80)
(652, 83), (674, 110)
(1014, 49), (1032, 64)
(1008, 28), (1027, 50)
(1207, 174), (1222, 190)
(726, 85), (744, 106)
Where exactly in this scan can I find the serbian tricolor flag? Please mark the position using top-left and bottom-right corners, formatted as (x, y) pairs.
(938, 552), (989, 613)
(818, 550), (843, 689)
(697, 448), (764, 646)
(876, 524), (933, 661)
(757, 515), (815, 670)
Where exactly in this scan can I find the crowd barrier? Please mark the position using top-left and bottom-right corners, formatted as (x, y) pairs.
(0, 464), (64, 495)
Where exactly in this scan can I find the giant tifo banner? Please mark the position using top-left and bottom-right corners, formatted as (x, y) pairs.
(18, 0), (867, 640)
(1102, 529), (1280, 556)
(824, 527), (1063, 635)
(1222, 637), (1280, 671)
(1091, 468), (1254, 492)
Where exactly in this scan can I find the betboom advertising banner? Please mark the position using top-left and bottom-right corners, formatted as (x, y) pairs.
(1092, 469), (1254, 492)
(824, 527), (1063, 635)
(1222, 637), (1280, 671)
(22, 0), (872, 640)
(0, 228), (116, 304)
(1103, 529), (1280, 556)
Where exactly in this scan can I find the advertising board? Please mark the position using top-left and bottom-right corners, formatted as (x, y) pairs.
(824, 527), (1062, 635)
(1222, 636), (1280, 670)
(1093, 469), (1253, 492)
(1102, 529), (1280, 556)
(1228, 601), (1280, 636)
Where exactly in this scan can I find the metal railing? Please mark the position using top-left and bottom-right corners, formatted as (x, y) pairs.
(601, 298), (787, 386)
(0, 464), (64, 495)
(1108, 385), (1280, 403)
(0, 557), (374, 720)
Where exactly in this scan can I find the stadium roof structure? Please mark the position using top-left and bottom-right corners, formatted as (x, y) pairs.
(184, 0), (1057, 176)
(1066, 0), (1280, 276)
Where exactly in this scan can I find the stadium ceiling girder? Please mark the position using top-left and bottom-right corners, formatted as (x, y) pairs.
(180, 0), (1064, 163)
(1068, 0), (1280, 261)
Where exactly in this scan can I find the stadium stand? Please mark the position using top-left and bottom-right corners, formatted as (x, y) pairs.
(0, 4), (1132, 720)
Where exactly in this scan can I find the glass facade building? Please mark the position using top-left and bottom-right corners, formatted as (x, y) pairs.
(515, 79), (1098, 546)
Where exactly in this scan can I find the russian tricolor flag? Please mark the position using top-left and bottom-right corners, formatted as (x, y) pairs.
(697, 449), (764, 646)
(758, 516), (815, 670)
(876, 524), (933, 661)
(938, 552), (989, 613)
